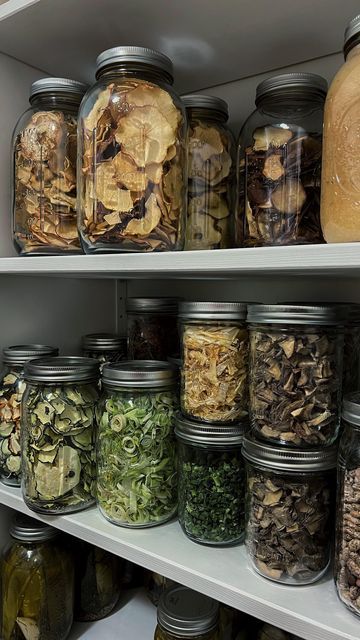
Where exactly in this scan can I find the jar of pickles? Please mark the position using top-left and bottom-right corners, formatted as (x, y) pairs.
(182, 94), (235, 250)
(81, 333), (127, 369)
(127, 297), (180, 360)
(97, 361), (178, 527)
(155, 585), (219, 640)
(22, 356), (99, 514)
(12, 77), (87, 255)
(0, 344), (58, 487)
(179, 302), (248, 423)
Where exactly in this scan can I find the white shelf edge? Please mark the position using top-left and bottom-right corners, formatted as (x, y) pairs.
(0, 0), (39, 21)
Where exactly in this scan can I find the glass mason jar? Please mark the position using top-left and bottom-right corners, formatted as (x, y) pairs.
(248, 304), (344, 447)
(0, 344), (58, 487)
(12, 77), (87, 255)
(81, 333), (127, 370)
(1, 514), (74, 640)
(243, 436), (336, 585)
(22, 356), (99, 514)
(182, 94), (235, 250)
(179, 302), (248, 424)
(155, 585), (219, 640)
(78, 46), (187, 253)
(342, 304), (360, 395)
(127, 297), (180, 360)
(236, 73), (327, 247)
(176, 416), (245, 546)
(97, 361), (178, 527)
(145, 572), (175, 606)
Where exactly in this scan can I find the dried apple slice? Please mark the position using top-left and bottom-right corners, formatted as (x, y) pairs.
(125, 193), (161, 236)
(253, 126), (293, 152)
(128, 83), (180, 130)
(263, 154), (284, 181)
(163, 163), (183, 209)
(21, 111), (64, 162)
(84, 86), (112, 132)
(271, 179), (306, 214)
(112, 152), (148, 191)
(116, 105), (175, 166)
(96, 162), (133, 211)
(189, 124), (223, 161)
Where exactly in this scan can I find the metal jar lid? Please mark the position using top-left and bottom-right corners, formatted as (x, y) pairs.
(102, 360), (177, 389)
(179, 301), (247, 321)
(82, 333), (127, 352)
(158, 585), (219, 637)
(247, 303), (344, 326)
(96, 46), (173, 82)
(126, 297), (180, 314)
(344, 14), (360, 57)
(242, 436), (337, 471)
(24, 356), (99, 383)
(181, 94), (228, 120)
(175, 414), (245, 446)
(256, 73), (327, 104)
(30, 77), (88, 101)
(10, 514), (59, 542)
(342, 392), (360, 426)
(3, 344), (59, 366)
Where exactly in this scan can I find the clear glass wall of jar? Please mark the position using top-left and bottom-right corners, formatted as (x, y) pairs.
(127, 297), (180, 360)
(97, 361), (178, 527)
(182, 94), (235, 250)
(12, 77), (87, 255)
(1, 514), (74, 640)
(342, 305), (360, 395)
(236, 73), (327, 247)
(247, 304), (344, 447)
(155, 585), (219, 640)
(0, 344), (58, 487)
(78, 46), (187, 253)
(243, 436), (336, 585)
(22, 357), (99, 514)
(81, 333), (127, 370)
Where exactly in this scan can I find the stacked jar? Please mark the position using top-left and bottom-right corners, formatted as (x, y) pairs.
(81, 333), (127, 370)
(127, 297), (180, 360)
(155, 585), (219, 640)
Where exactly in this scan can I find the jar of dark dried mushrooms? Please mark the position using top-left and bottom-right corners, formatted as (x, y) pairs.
(127, 297), (180, 360)
(12, 77), (87, 255)
(237, 73), (327, 247)
(78, 46), (187, 253)
(243, 436), (336, 585)
(247, 304), (344, 448)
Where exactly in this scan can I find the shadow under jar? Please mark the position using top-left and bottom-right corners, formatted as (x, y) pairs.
(155, 585), (219, 640)
(243, 436), (336, 585)
(248, 304), (344, 448)
(236, 72), (327, 247)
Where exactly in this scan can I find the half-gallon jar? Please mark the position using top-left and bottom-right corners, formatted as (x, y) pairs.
(81, 333), (127, 370)
(127, 297), (180, 360)
(155, 585), (219, 640)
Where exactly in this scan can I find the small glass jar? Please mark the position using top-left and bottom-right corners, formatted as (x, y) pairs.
(22, 356), (99, 514)
(248, 304), (344, 447)
(81, 333), (127, 370)
(127, 297), (180, 360)
(243, 436), (336, 585)
(12, 77), (87, 255)
(176, 416), (245, 546)
(179, 302), (248, 423)
(236, 73), (327, 247)
(97, 361), (178, 527)
(0, 344), (58, 487)
(155, 585), (219, 640)
(182, 94), (235, 250)
(1, 514), (74, 640)
(78, 46), (186, 253)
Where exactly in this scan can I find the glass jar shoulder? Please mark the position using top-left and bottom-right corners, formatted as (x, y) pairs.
(325, 51), (360, 107)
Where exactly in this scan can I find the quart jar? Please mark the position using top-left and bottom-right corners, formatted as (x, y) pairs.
(1, 514), (74, 640)
(22, 356), (99, 514)
(176, 416), (245, 546)
(12, 77), (87, 255)
(243, 436), (336, 585)
(182, 94), (235, 250)
(81, 333), (127, 369)
(236, 73), (327, 247)
(78, 46), (187, 253)
(179, 301), (248, 423)
(247, 304), (344, 447)
(0, 344), (58, 487)
(155, 585), (219, 640)
(97, 361), (178, 527)
(127, 297), (180, 360)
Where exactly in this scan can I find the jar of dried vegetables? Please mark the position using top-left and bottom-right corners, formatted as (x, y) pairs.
(0, 344), (58, 487)
(182, 94), (235, 250)
(236, 73), (327, 247)
(155, 585), (219, 640)
(247, 304), (344, 447)
(243, 435), (336, 585)
(179, 301), (248, 423)
(97, 361), (178, 527)
(12, 77), (87, 255)
(22, 356), (99, 514)
(78, 46), (186, 253)
(1, 514), (74, 640)
(176, 415), (245, 546)
(81, 333), (127, 369)
(127, 297), (180, 360)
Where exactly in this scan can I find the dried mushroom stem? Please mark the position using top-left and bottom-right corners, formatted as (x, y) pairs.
(0, 371), (24, 483)
(336, 468), (360, 614)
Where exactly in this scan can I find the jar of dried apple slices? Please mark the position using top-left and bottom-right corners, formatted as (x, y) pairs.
(78, 46), (187, 253)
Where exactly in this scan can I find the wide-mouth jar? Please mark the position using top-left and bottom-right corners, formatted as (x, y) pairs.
(127, 297), (180, 360)
(155, 585), (219, 640)
(81, 333), (127, 369)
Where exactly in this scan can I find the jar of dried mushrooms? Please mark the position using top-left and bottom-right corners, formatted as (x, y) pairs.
(179, 301), (248, 424)
(12, 77), (87, 255)
(22, 356), (99, 514)
(236, 73), (327, 247)
(155, 585), (219, 640)
(182, 94), (235, 250)
(247, 304), (344, 447)
(81, 333), (127, 370)
(243, 435), (336, 585)
(127, 297), (180, 360)
(78, 46), (187, 253)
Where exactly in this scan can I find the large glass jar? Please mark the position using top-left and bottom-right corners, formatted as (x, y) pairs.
(12, 77), (87, 255)
(179, 302), (248, 423)
(243, 436), (336, 585)
(97, 361), (178, 527)
(236, 73), (327, 247)
(22, 356), (99, 514)
(182, 94), (235, 250)
(1, 514), (74, 640)
(176, 416), (245, 546)
(81, 333), (127, 370)
(0, 344), (58, 487)
(155, 585), (219, 640)
(78, 46), (186, 253)
(127, 297), (180, 360)
(248, 304), (344, 447)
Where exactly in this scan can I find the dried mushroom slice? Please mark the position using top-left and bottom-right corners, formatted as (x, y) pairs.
(116, 105), (175, 166)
